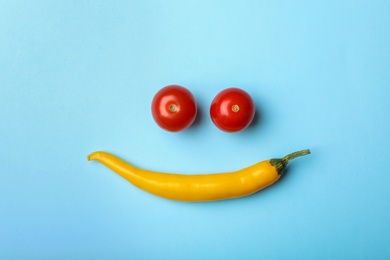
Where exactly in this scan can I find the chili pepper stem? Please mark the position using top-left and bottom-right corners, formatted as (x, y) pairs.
(281, 149), (311, 164)
(270, 149), (311, 175)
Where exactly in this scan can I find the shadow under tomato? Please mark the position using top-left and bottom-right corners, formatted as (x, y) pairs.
(247, 102), (263, 130)
(191, 104), (204, 129)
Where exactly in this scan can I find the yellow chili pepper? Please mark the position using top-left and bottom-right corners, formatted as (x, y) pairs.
(88, 149), (310, 202)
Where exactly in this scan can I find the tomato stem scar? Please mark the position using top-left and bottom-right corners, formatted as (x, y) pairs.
(232, 105), (240, 112)
(169, 104), (178, 112)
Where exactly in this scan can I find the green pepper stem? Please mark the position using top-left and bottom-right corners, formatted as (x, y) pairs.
(270, 149), (311, 175)
(281, 149), (311, 165)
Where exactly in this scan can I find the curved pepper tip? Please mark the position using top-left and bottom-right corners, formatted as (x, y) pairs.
(87, 151), (99, 161)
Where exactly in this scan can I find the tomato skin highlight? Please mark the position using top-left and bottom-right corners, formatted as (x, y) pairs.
(152, 85), (197, 132)
(210, 88), (255, 133)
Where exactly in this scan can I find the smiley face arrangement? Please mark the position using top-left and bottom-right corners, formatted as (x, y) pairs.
(88, 84), (311, 202)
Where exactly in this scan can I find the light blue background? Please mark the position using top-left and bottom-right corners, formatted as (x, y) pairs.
(1, 0), (389, 259)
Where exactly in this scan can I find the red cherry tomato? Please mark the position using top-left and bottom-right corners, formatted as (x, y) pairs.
(151, 85), (197, 132)
(210, 88), (255, 133)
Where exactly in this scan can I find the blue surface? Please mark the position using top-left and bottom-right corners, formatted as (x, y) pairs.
(1, 0), (390, 258)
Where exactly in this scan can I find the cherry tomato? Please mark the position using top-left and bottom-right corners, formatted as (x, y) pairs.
(151, 85), (197, 132)
(210, 88), (255, 133)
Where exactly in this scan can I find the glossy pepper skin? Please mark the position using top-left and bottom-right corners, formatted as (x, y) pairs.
(88, 150), (310, 202)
